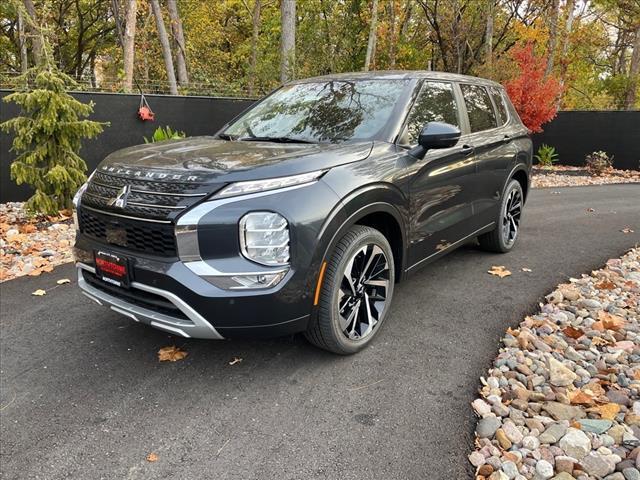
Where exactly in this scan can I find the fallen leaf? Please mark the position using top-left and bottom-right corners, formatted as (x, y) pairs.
(19, 224), (37, 234)
(31, 289), (46, 296)
(521, 267), (532, 272)
(488, 266), (511, 278)
(157, 346), (188, 362)
(229, 356), (243, 366)
(146, 453), (158, 462)
(563, 326), (585, 339)
(586, 208), (595, 213)
(568, 389), (595, 406)
(598, 311), (625, 331)
(592, 336), (611, 346)
(595, 403), (620, 420)
(621, 227), (634, 234)
(56, 278), (71, 285)
(595, 280), (616, 290)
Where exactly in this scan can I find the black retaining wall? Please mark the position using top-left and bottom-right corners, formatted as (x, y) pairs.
(1, 89), (638, 202)
(0, 90), (254, 202)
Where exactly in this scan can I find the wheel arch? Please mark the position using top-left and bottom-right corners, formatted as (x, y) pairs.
(314, 184), (409, 286)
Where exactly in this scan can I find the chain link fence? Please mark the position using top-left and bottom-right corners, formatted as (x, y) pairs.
(0, 72), (263, 99)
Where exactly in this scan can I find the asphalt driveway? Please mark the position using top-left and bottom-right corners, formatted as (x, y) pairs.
(1, 184), (639, 480)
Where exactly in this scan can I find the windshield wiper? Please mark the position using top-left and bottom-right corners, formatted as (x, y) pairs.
(238, 136), (316, 144)
(218, 133), (236, 141)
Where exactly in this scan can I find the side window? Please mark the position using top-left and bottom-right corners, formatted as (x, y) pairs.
(489, 87), (509, 125)
(460, 84), (498, 132)
(404, 81), (459, 145)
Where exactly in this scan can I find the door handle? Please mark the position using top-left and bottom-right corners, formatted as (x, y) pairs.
(502, 134), (511, 143)
(460, 144), (474, 154)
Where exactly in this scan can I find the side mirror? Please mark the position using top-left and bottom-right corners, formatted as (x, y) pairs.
(409, 122), (461, 159)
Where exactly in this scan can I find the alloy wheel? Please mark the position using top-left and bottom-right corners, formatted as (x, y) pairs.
(337, 244), (391, 341)
(501, 187), (522, 247)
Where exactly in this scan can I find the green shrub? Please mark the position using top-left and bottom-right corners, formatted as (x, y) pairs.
(534, 144), (559, 167)
(144, 126), (186, 143)
(585, 151), (613, 176)
(1, 64), (107, 214)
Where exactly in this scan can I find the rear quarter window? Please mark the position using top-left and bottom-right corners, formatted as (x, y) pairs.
(489, 87), (509, 125)
(460, 84), (498, 132)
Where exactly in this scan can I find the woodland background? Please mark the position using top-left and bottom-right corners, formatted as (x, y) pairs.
(0, 0), (639, 108)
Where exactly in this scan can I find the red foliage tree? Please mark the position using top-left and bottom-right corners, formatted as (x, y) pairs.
(503, 43), (563, 133)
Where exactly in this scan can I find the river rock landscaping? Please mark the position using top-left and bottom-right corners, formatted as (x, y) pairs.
(532, 166), (640, 189)
(469, 247), (640, 479)
(0, 202), (75, 282)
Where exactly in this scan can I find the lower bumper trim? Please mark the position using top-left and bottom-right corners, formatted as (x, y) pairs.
(77, 263), (224, 340)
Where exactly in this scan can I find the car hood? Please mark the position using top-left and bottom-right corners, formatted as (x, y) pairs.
(98, 136), (374, 184)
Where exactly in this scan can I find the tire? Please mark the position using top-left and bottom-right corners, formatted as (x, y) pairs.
(305, 225), (395, 355)
(478, 179), (524, 253)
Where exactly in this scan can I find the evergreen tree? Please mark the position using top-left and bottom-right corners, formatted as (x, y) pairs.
(1, 51), (107, 214)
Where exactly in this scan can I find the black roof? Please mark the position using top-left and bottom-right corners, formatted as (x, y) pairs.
(292, 70), (502, 88)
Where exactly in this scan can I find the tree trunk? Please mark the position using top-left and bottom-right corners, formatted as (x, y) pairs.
(150, 0), (178, 95)
(364, 0), (379, 71)
(624, 24), (640, 110)
(558, 0), (575, 91)
(545, 0), (560, 75)
(167, 0), (188, 86)
(18, 10), (28, 72)
(280, 0), (296, 83)
(248, 0), (261, 96)
(387, 1), (397, 69)
(123, 0), (137, 93)
(23, 0), (43, 65)
(485, 0), (494, 75)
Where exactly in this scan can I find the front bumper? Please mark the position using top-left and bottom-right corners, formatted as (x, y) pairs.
(74, 238), (312, 339)
(77, 263), (224, 339)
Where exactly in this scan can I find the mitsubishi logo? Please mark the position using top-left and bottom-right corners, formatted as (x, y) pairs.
(108, 185), (131, 209)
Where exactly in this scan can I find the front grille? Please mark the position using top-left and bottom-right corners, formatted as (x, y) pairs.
(82, 270), (188, 320)
(79, 207), (177, 257)
(82, 171), (210, 221)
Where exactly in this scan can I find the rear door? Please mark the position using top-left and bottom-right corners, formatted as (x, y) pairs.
(459, 84), (517, 226)
(402, 80), (478, 268)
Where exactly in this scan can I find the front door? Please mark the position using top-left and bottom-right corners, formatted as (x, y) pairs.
(399, 80), (479, 267)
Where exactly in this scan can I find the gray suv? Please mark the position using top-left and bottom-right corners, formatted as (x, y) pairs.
(73, 71), (531, 354)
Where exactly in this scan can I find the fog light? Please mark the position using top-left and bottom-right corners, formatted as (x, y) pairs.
(240, 212), (290, 266)
(229, 271), (287, 289)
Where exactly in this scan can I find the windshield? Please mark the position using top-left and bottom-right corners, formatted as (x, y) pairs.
(222, 79), (411, 143)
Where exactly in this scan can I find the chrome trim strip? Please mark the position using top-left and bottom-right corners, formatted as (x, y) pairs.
(82, 205), (172, 224)
(406, 222), (495, 272)
(126, 201), (186, 210)
(76, 263), (223, 339)
(184, 260), (289, 277)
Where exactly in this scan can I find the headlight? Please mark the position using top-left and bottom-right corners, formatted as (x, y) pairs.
(214, 170), (325, 199)
(239, 212), (290, 266)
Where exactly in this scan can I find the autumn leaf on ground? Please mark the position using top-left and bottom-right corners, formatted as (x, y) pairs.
(146, 453), (159, 462)
(19, 224), (37, 234)
(568, 389), (595, 406)
(56, 278), (71, 285)
(488, 266), (511, 278)
(157, 346), (188, 362)
(563, 326), (584, 339)
(598, 311), (625, 331)
(31, 289), (46, 296)
(595, 280), (616, 290)
(592, 336), (611, 346)
(621, 226), (634, 234)
(229, 356), (243, 366)
(521, 267), (532, 272)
